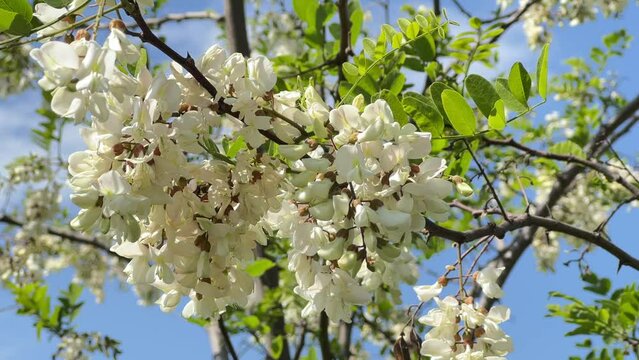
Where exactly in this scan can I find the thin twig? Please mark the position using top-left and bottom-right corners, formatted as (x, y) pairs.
(0, 214), (125, 261)
(464, 139), (510, 221)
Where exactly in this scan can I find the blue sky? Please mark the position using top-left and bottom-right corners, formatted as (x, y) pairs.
(0, 0), (638, 359)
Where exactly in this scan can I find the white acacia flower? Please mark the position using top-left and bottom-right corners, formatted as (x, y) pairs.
(413, 282), (443, 302)
(475, 266), (505, 299)
(30, 41), (79, 90)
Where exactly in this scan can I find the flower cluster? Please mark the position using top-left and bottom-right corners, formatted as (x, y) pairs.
(498, 0), (629, 47)
(265, 94), (452, 322)
(533, 170), (638, 271)
(30, 20), (452, 323)
(413, 267), (513, 359)
(5, 154), (50, 184)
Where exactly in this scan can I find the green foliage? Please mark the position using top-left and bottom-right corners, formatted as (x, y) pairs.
(402, 91), (443, 136)
(537, 44), (550, 100)
(547, 273), (639, 359)
(488, 99), (506, 130)
(441, 89), (476, 136)
(508, 62), (532, 108)
(7, 281), (121, 359)
(0, 0), (32, 36)
(465, 74), (501, 118)
(43, 0), (73, 8)
(245, 258), (276, 277)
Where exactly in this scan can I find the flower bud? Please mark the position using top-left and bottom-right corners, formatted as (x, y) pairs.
(109, 19), (127, 32)
(352, 94), (365, 112)
(70, 208), (101, 232)
(337, 251), (360, 273)
(455, 181), (474, 197)
(75, 29), (91, 41)
(317, 237), (345, 260)
(309, 200), (334, 221)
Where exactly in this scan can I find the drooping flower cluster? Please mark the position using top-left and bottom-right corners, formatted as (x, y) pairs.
(532, 170), (638, 271)
(498, 0), (629, 47)
(265, 94), (452, 322)
(30, 20), (452, 323)
(413, 267), (513, 359)
(5, 154), (50, 184)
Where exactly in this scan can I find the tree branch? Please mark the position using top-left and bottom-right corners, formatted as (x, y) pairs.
(218, 319), (239, 360)
(0, 214), (125, 261)
(484, 137), (639, 197)
(476, 93), (639, 307)
(336, 0), (353, 86)
(488, 0), (540, 44)
(224, 0), (250, 56)
(319, 311), (333, 360)
(464, 139), (510, 221)
(103, 11), (223, 30)
(423, 213), (639, 270)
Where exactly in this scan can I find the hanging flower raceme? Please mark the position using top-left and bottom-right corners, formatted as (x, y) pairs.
(413, 270), (513, 359)
(264, 94), (452, 323)
(31, 21), (453, 323)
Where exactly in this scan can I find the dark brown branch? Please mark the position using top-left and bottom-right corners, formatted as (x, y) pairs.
(477, 93), (639, 307)
(451, 0), (472, 18)
(224, 0), (250, 56)
(464, 139), (510, 221)
(218, 318), (239, 360)
(122, 1), (288, 146)
(319, 311), (333, 360)
(293, 324), (308, 360)
(336, 0), (353, 85)
(105, 11), (224, 30)
(123, 1), (219, 98)
(484, 137), (639, 197)
(0, 214), (125, 261)
(423, 213), (639, 270)
(488, 0), (540, 44)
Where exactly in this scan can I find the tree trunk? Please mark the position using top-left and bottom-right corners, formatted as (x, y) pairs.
(224, 0), (250, 56)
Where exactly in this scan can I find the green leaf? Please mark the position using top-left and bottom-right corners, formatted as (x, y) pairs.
(441, 89), (476, 136)
(412, 34), (436, 62)
(469, 17), (481, 30)
(402, 21), (420, 40)
(378, 90), (407, 125)
(293, 0), (318, 27)
(537, 43), (550, 100)
(0, 0), (31, 21)
(494, 78), (528, 113)
(242, 315), (260, 329)
(488, 99), (506, 130)
(582, 272), (611, 295)
(44, 0), (73, 8)
(465, 74), (500, 118)
(0, 0), (32, 35)
(271, 335), (284, 358)
(428, 82), (454, 122)
(402, 91), (443, 135)
(362, 37), (375, 58)
(549, 141), (585, 159)
(349, 8), (363, 46)
(415, 14), (429, 29)
(342, 62), (359, 78)
(226, 136), (246, 158)
(245, 259), (276, 277)
(508, 62), (531, 107)
(380, 70), (405, 95)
